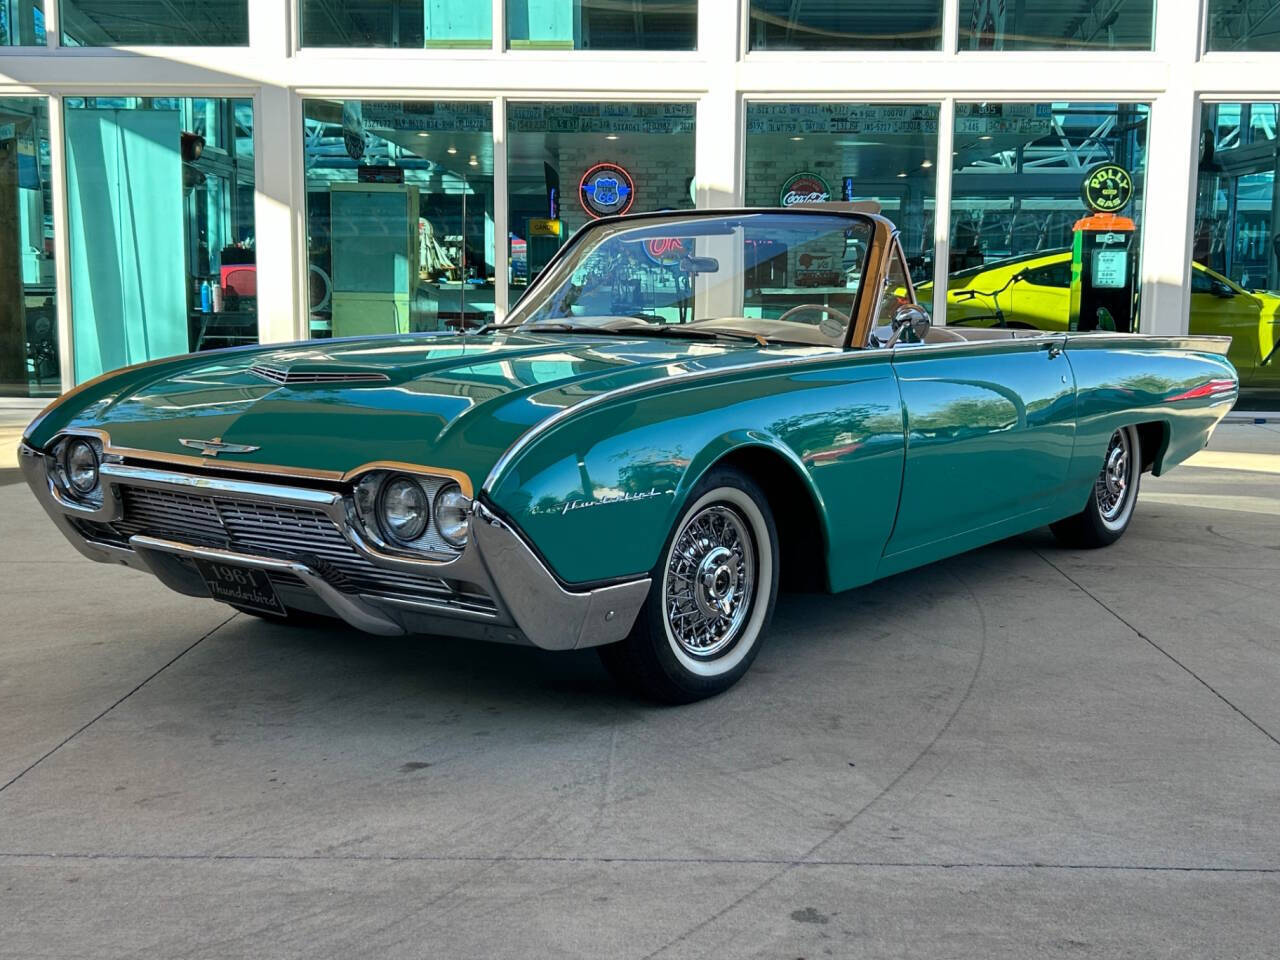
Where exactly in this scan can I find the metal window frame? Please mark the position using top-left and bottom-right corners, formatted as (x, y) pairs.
(0, 0), (1270, 411)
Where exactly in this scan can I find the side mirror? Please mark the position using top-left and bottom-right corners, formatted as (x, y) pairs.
(888, 303), (932, 346)
(1212, 280), (1236, 299)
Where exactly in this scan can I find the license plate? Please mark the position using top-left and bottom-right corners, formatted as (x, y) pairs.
(194, 559), (286, 616)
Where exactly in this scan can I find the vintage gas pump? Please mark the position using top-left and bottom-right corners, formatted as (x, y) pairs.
(1070, 164), (1138, 332)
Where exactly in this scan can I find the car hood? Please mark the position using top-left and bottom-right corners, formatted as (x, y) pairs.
(36, 331), (781, 491)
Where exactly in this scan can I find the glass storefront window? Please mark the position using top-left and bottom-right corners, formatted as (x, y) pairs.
(1, 1), (45, 45)
(749, 1), (941, 51)
(304, 100), (494, 337)
(744, 102), (939, 285)
(1208, 2), (1280, 51)
(957, 0), (1154, 51)
(301, 0), (489, 48)
(508, 0), (695, 49)
(59, 1), (247, 45)
(507, 102), (695, 291)
(0, 98), (57, 397)
(1195, 102), (1280, 411)
(64, 98), (255, 383)
(945, 102), (1149, 333)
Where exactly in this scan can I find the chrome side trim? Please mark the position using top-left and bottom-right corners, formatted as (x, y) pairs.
(481, 346), (851, 492)
(480, 333), (1078, 492)
(482, 330), (1238, 490)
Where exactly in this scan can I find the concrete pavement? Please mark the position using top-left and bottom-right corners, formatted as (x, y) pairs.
(1, 422), (1278, 958)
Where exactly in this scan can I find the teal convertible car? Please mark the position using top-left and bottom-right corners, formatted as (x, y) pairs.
(21, 209), (1238, 701)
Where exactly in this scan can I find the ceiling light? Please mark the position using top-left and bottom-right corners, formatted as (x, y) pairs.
(416, 131), (429, 138)
(790, 136), (804, 141)
(469, 155), (478, 167)
(447, 146), (458, 155)
(605, 134), (619, 140)
(979, 135), (992, 141)
(921, 159), (933, 168)
(897, 171), (908, 178)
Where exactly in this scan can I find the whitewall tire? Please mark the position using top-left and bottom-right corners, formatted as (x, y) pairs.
(1051, 425), (1142, 548)
(598, 468), (779, 703)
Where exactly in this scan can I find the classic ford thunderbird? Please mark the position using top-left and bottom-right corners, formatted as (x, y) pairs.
(21, 208), (1238, 702)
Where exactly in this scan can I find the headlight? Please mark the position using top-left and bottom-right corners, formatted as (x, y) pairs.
(378, 475), (430, 543)
(350, 469), (469, 556)
(52, 435), (104, 503)
(65, 439), (100, 494)
(434, 483), (471, 547)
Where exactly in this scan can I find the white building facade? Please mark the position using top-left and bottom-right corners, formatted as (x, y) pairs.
(2, 1), (1279, 408)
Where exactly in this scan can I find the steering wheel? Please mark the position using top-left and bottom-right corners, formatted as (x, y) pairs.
(776, 303), (852, 328)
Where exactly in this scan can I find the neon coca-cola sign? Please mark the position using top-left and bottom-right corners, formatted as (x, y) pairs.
(779, 172), (831, 207)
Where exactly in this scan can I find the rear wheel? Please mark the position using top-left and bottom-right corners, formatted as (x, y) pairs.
(598, 468), (779, 703)
(1051, 425), (1141, 548)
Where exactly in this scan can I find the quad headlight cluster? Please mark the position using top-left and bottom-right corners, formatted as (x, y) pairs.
(50, 435), (105, 506)
(351, 470), (471, 554)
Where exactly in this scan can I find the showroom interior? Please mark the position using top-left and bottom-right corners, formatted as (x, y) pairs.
(1, 1), (1280, 408)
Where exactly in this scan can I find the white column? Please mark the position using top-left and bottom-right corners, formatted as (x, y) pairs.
(931, 99), (955, 326)
(46, 95), (75, 390)
(249, 0), (304, 343)
(253, 84), (306, 343)
(1138, 92), (1200, 336)
(492, 96), (509, 320)
(42, 0), (60, 48)
(940, 0), (960, 52)
(696, 0), (741, 208)
(1138, 0), (1206, 335)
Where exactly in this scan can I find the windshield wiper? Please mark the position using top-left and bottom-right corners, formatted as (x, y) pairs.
(519, 322), (592, 333)
(477, 320), (768, 345)
(616, 324), (769, 345)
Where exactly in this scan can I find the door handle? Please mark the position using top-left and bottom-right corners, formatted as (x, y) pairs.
(1044, 341), (1064, 359)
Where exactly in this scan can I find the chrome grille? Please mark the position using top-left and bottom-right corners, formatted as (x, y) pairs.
(108, 484), (493, 612)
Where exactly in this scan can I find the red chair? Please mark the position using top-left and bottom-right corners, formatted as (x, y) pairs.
(221, 264), (257, 299)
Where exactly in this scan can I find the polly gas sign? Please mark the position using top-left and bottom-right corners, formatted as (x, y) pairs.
(780, 172), (831, 206)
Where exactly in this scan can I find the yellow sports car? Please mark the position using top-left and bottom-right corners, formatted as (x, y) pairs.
(913, 250), (1280, 386)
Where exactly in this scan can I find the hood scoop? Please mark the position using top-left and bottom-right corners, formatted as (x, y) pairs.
(250, 362), (392, 386)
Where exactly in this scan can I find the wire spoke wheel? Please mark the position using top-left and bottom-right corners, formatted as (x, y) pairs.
(663, 504), (757, 660)
(1096, 428), (1133, 523)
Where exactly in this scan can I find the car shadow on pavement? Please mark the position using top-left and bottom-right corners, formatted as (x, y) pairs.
(207, 566), (927, 714)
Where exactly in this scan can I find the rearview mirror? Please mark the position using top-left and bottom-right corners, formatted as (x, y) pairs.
(680, 255), (720, 274)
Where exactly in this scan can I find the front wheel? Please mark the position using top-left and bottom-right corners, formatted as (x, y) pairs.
(1051, 425), (1142, 548)
(598, 469), (779, 703)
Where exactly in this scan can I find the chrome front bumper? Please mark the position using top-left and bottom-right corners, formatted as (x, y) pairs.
(18, 442), (649, 651)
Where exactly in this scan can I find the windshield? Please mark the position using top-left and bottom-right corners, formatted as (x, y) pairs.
(507, 212), (874, 347)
